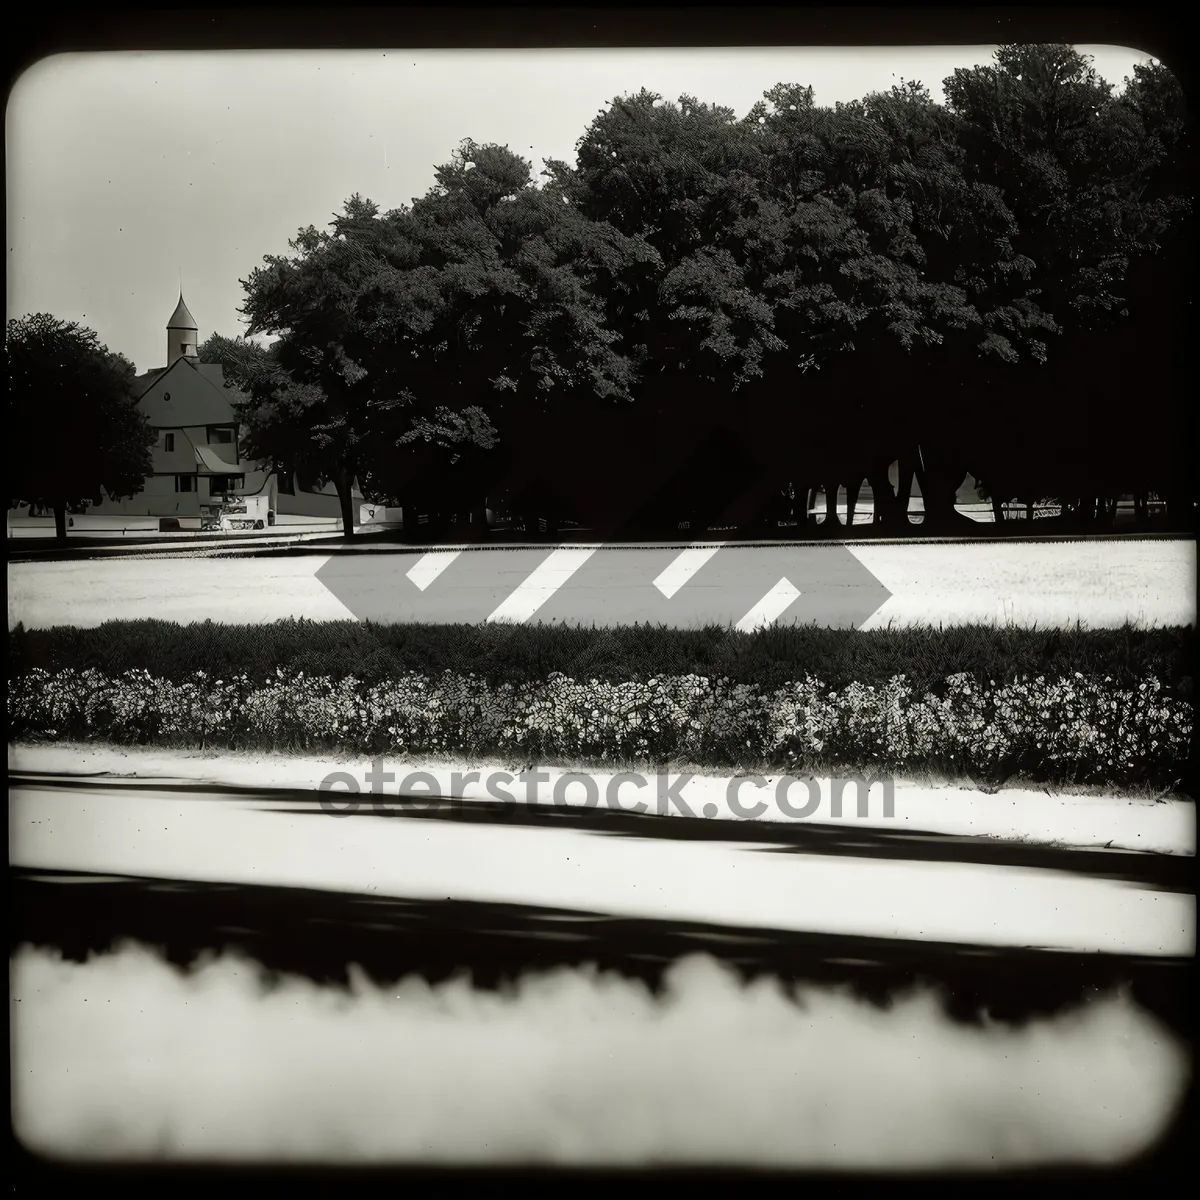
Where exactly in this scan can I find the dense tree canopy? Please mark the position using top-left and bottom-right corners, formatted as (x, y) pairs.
(208, 45), (1190, 537)
(939, 52), (1191, 516)
(211, 143), (654, 536)
(6, 314), (155, 541)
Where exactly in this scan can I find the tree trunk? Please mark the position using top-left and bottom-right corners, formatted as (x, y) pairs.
(867, 469), (902, 528)
(823, 483), (841, 528)
(469, 501), (488, 538)
(991, 495), (1005, 524)
(845, 479), (862, 528)
(52, 500), (68, 543)
(401, 496), (418, 538)
(431, 505), (457, 540)
(839, 479), (854, 527)
(333, 470), (356, 540)
(920, 466), (969, 531)
(896, 455), (919, 532)
(1026, 501), (1034, 523)
(795, 485), (812, 529)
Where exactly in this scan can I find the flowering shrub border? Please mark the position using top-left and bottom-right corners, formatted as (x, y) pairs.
(7, 666), (1193, 790)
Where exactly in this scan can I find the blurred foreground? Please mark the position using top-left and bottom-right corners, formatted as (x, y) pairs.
(11, 941), (1189, 1169)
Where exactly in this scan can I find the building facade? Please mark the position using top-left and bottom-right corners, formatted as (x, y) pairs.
(89, 296), (360, 524)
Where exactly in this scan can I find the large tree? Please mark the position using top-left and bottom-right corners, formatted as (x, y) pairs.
(554, 90), (790, 532)
(357, 140), (652, 534)
(937, 47), (1191, 523)
(214, 51), (1190, 541)
(6, 314), (154, 542)
(561, 85), (990, 531)
(747, 80), (997, 528)
(223, 144), (651, 538)
(214, 194), (411, 539)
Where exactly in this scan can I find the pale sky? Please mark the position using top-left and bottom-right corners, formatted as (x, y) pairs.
(7, 45), (1154, 374)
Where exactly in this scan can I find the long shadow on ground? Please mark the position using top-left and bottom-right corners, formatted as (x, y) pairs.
(10, 868), (1194, 1043)
(14, 772), (1194, 893)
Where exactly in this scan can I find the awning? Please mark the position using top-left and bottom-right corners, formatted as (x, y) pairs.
(194, 445), (240, 474)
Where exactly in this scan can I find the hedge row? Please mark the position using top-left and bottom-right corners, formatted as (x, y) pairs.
(8, 618), (1194, 697)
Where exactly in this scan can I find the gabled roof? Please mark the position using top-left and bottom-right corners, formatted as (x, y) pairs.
(167, 293), (198, 331)
(191, 359), (249, 406)
(137, 357), (183, 401)
(136, 355), (248, 408)
(136, 355), (191, 401)
(134, 366), (168, 392)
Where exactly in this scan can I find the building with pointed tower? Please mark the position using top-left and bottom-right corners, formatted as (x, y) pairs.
(167, 293), (200, 365)
(84, 294), (360, 527)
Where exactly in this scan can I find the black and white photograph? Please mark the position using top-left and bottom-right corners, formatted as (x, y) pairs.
(6, 7), (1195, 1184)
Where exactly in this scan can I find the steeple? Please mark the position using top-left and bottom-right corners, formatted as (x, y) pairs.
(166, 292), (199, 365)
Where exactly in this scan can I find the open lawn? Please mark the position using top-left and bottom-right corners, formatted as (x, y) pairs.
(8, 538), (1195, 630)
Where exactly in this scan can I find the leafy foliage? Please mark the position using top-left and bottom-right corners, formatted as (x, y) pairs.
(10, 617), (1191, 698)
(205, 47), (1190, 533)
(6, 314), (155, 538)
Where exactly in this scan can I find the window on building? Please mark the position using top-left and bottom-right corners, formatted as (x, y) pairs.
(175, 475), (196, 493)
(164, 433), (175, 452)
(208, 427), (235, 445)
(209, 475), (245, 494)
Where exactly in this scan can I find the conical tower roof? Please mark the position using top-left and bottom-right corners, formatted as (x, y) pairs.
(167, 293), (198, 331)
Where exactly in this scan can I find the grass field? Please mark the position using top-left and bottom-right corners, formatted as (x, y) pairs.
(8, 538), (1195, 632)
